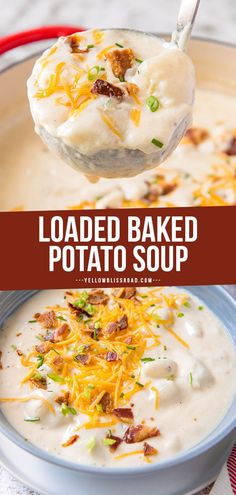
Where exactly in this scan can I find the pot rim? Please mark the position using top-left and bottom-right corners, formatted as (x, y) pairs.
(0, 285), (236, 476)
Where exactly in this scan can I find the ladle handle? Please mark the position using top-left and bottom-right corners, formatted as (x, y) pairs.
(172, 0), (200, 50)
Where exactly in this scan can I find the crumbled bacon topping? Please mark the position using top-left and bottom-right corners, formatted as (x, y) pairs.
(113, 408), (134, 422)
(225, 137), (236, 156)
(123, 424), (160, 443)
(91, 79), (125, 100)
(113, 287), (136, 299)
(100, 392), (113, 413)
(74, 353), (90, 365)
(143, 442), (158, 456)
(106, 48), (134, 79)
(30, 375), (47, 390)
(45, 323), (70, 343)
(106, 433), (123, 452)
(55, 391), (70, 406)
(35, 341), (53, 354)
(117, 314), (128, 330)
(106, 351), (118, 362)
(88, 289), (109, 305)
(16, 349), (23, 357)
(37, 311), (57, 329)
(62, 434), (79, 447)
(53, 355), (64, 367)
(103, 321), (119, 337)
(185, 127), (210, 145)
(69, 35), (89, 54)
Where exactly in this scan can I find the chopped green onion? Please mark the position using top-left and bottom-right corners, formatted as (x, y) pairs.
(120, 392), (125, 399)
(135, 58), (143, 63)
(198, 305), (204, 311)
(151, 138), (164, 148)
(61, 403), (77, 416)
(184, 302), (191, 308)
(87, 66), (104, 81)
(103, 438), (116, 446)
(57, 315), (67, 322)
(37, 355), (44, 368)
(87, 44), (95, 49)
(87, 436), (96, 452)
(11, 344), (17, 351)
(74, 291), (89, 308)
(51, 348), (60, 355)
(24, 417), (40, 422)
(177, 312), (184, 318)
(36, 335), (44, 341)
(126, 345), (136, 350)
(96, 403), (103, 412)
(136, 381), (144, 387)
(28, 320), (37, 323)
(115, 42), (124, 48)
(163, 345), (167, 351)
(189, 372), (193, 386)
(146, 95), (160, 112)
(119, 75), (125, 82)
(47, 373), (64, 383)
(141, 357), (155, 363)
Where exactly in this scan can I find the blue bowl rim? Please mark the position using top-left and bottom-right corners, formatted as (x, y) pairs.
(0, 285), (236, 476)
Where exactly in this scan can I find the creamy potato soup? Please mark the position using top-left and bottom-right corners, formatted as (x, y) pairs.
(0, 88), (236, 210)
(27, 29), (194, 178)
(0, 287), (235, 467)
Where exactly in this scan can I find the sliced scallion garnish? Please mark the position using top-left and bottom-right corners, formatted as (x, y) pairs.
(146, 95), (160, 112)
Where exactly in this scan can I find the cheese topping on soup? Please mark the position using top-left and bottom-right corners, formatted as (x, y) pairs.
(0, 287), (235, 467)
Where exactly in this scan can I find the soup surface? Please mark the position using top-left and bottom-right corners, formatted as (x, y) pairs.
(0, 87), (236, 210)
(0, 287), (235, 467)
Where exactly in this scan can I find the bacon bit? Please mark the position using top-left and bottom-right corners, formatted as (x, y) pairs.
(225, 137), (236, 156)
(45, 323), (70, 343)
(37, 311), (57, 329)
(113, 287), (136, 299)
(88, 289), (109, 305)
(34, 312), (41, 319)
(185, 127), (209, 145)
(68, 302), (91, 318)
(162, 183), (177, 196)
(125, 336), (132, 345)
(91, 79), (124, 100)
(35, 341), (53, 354)
(106, 48), (134, 79)
(103, 321), (119, 337)
(0, 351), (2, 370)
(143, 442), (158, 456)
(113, 408), (134, 422)
(16, 332), (22, 337)
(123, 425), (160, 444)
(53, 355), (64, 367)
(106, 433), (123, 452)
(16, 349), (23, 357)
(75, 353), (90, 365)
(100, 392), (113, 413)
(69, 35), (88, 54)
(30, 376), (47, 390)
(117, 314), (128, 330)
(62, 434), (79, 447)
(55, 391), (70, 406)
(106, 351), (118, 362)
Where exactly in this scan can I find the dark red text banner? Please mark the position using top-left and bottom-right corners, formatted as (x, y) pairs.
(0, 206), (235, 290)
